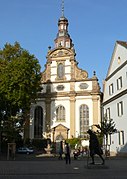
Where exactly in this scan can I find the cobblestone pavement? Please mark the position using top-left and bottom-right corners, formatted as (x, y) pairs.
(0, 155), (127, 179)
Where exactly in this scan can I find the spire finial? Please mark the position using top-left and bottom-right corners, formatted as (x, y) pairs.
(61, 0), (64, 17)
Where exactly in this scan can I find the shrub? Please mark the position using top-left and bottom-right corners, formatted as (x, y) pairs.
(65, 138), (81, 149)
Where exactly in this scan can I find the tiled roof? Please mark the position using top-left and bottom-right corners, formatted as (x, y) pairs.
(117, 41), (127, 48)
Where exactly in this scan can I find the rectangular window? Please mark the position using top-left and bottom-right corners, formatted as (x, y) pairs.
(118, 131), (124, 145)
(106, 108), (110, 120)
(107, 134), (111, 145)
(117, 101), (123, 116)
(66, 41), (70, 48)
(117, 76), (122, 90)
(109, 83), (114, 95)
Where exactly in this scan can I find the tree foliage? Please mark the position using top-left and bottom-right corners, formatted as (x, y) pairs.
(95, 117), (117, 137)
(0, 42), (42, 142)
(94, 116), (117, 155)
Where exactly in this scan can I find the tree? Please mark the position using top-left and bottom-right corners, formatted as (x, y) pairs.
(0, 42), (42, 143)
(94, 116), (117, 156)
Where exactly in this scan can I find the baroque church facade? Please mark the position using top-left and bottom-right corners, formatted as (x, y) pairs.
(29, 13), (102, 142)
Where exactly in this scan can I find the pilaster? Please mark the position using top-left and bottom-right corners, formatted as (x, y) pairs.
(92, 95), (100, 125)
(70, 94), (76, 138)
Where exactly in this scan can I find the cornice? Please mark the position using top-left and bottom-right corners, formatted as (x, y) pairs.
(41, 78), (98, 84)
(37, 90), (98, 99)
(105, 61), (127, 81)
(103, 89), (127, 106)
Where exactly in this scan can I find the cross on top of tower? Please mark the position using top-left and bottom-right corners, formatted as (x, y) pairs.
(61, 0), (64, 17)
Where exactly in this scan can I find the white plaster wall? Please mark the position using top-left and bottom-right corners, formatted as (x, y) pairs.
(97, 96), (101, 124)
(103, 44), (127, 154)
(51, 67), (57, 75)
(108, 44), (127, 76)
(103, 64), (127, 102)
(51, 83), (70, 92)
(50, 59), (72, 81)
(50, 97), (70, 129)
(65, 74), (71, 80)
(65, 59), (71, 66)
(51, 75), (56, 81)
(123, 65), (127, 89)
(50, 81), (92, 93)
(64, 59), (71, 80)
(65, 66), (71, 73)
(41, 83), (71, 93)
(75, 81), (92, 91)
(51, 61), (57, 66)
(50, 61), (57, 81)
(51, 61), (57, 74)
(103, 94), (127, 154)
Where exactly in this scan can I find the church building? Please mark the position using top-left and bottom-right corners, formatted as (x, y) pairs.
(29, 6), (102, 142)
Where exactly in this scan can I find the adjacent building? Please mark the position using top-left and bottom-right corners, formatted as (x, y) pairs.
(103, 41), (127, 155)
(29, 13), (102, 142)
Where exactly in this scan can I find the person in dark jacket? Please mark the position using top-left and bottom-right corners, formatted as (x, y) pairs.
(87, 129), (105, 165)
(64, 142), (71, 164)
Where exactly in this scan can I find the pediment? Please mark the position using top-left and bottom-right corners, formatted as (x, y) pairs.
(52, 124), (69, 131)
(47, 48), (73, 58)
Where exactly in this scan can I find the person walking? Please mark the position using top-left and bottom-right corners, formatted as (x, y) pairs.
(64, 142), (71, 164)
(87, 129), (105, 165)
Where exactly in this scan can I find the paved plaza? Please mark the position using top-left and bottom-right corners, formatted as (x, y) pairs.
(0, 155), (127, 179)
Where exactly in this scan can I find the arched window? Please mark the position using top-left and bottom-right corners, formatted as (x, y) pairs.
(34, 106), (43, 138)
(80, 104), (89, 138)
(57, 63), (64, 79)
(56, 105), (65, 122)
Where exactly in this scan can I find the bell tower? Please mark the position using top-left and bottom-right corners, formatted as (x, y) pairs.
(54, 0), (73, 49)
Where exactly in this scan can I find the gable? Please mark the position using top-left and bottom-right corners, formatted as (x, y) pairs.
(106, 41), (127, 79)
(47, 47), (73, 59)
(51, 124), (69, 135)
(54, 124), (69, 131)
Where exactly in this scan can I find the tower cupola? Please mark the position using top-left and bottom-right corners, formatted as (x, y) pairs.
(54, 0), (73, 49)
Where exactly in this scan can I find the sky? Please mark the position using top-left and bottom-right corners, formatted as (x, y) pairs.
(0, 0), (127, 90)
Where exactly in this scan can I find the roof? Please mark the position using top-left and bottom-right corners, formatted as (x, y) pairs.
(116, 41), (127, 48)
(105, 40), (127, 79)
(58, 16), (68, 22)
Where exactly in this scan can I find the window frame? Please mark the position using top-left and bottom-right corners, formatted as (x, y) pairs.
(117, 101), (123, 117)
(109, 83), (114, 95)
(118, 131), (124, 145)
(56, 105), (65, 122)
(80, 104), (89, 138)
(34, 106), (43, 138)
(106, 107), (111, 120)
(117, 76), (122, 90)
(57, 63), (65, 79)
